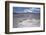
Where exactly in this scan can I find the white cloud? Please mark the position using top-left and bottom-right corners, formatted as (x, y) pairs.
(24, 9), (32, 13)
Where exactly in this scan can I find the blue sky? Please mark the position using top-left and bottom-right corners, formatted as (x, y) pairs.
(13, 7), (40, 13)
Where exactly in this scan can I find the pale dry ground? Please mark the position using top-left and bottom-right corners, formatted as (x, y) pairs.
(17, 19), (40, 28)
(13, 13), (40, 28)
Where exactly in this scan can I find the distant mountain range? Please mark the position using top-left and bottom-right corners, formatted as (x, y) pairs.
(13, 12), (40, 14)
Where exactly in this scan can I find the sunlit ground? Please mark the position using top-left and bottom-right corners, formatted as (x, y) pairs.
(13, 13), (40, 28)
